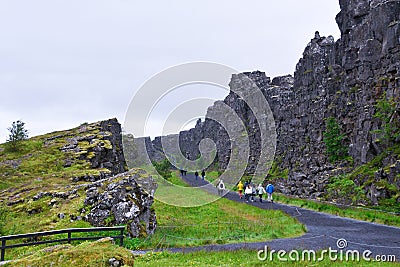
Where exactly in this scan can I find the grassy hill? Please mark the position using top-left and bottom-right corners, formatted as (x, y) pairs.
(0, 119), (131, 260)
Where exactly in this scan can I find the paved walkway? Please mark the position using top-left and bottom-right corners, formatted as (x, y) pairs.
(136, 174), (400, 260)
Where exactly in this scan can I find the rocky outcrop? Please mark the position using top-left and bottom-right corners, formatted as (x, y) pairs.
(60, 118), (127, 176)
(53, 118), (131, 187)
(84, 170), (157, 238)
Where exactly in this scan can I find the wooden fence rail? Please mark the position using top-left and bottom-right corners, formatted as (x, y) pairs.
(0, 226), (125, 261)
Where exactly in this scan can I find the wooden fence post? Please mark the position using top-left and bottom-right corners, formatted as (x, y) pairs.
(1, 239), (5, 261)
(119, 229), (124, 246)
(68, 231), (71, 244)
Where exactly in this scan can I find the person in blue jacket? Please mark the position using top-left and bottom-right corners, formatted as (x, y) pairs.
(265, 182), (275, 203)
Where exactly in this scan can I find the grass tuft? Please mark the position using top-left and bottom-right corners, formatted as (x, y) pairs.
(4, 239), (134, 267)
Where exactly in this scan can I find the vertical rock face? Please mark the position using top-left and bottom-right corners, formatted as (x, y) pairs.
(96, 119), (127, 175)
(333, 0), (400, 161)
(136, 0), (399, 202)
(61, 118), (127, 178)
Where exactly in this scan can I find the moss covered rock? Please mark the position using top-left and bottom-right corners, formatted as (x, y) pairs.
(84, 170), (157, 238)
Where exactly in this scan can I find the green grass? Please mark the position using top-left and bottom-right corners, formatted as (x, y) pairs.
(125, 171), (305, 249)
(124, 196), (305, 250)
(204, 170), (220, 183)
(0, 191), (95, 260)
(0, 125), (108, 191)
(6, 244), (398, 267)
(133, 250), (399, 267)
(123, 172), (305, 250)
(169, 170), (190, 187)
(3, 239), (134, 267)
(170, 169), (220, 185)
(274, 194), (400, 227)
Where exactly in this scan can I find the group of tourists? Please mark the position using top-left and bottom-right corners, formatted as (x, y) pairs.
(180, 169), (275, 203)
(237, 180), (274, 203)
(180, 169), (206, 180)
(215, 178), (275, 202)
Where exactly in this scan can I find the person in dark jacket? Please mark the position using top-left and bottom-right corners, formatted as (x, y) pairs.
(201, 170), (206, 180)
(195, 171), (199, 180)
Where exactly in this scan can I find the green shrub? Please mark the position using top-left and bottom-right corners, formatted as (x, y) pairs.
(323, 117), (348, 162)
(327, 175), (365, 205)
(372, 93), (399, 144)
(267, 158), (289, 180)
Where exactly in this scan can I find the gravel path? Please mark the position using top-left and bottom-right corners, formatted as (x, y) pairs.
(134, 174), (400, 260)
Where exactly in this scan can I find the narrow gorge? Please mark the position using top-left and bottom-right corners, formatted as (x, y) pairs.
(133, 0), (400, 207)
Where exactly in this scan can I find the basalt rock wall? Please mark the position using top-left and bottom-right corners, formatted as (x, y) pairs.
(141, 0), (399, 202)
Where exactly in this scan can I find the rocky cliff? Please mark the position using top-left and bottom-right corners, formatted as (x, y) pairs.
(60, 118), (127, 178)
(140, 0), (400, 206)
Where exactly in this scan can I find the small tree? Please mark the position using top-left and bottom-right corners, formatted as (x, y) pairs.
(153, 159), (172, 180)
(323, 117), (347, 162)
(373, 93), (399, 145)
(6, 120), (29, 151)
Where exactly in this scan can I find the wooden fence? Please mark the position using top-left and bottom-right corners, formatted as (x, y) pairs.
(0, 226), (125, 261)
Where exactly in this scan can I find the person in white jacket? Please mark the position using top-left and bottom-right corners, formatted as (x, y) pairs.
(244, 184), (253, 202)
(216, 179), (225, 196)
(257, 184), (266, 202)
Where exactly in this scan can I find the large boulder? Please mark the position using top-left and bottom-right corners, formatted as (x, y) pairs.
(84, 170), (157, 238)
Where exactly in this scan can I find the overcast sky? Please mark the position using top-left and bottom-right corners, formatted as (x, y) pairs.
(0, 1), (341, 141)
